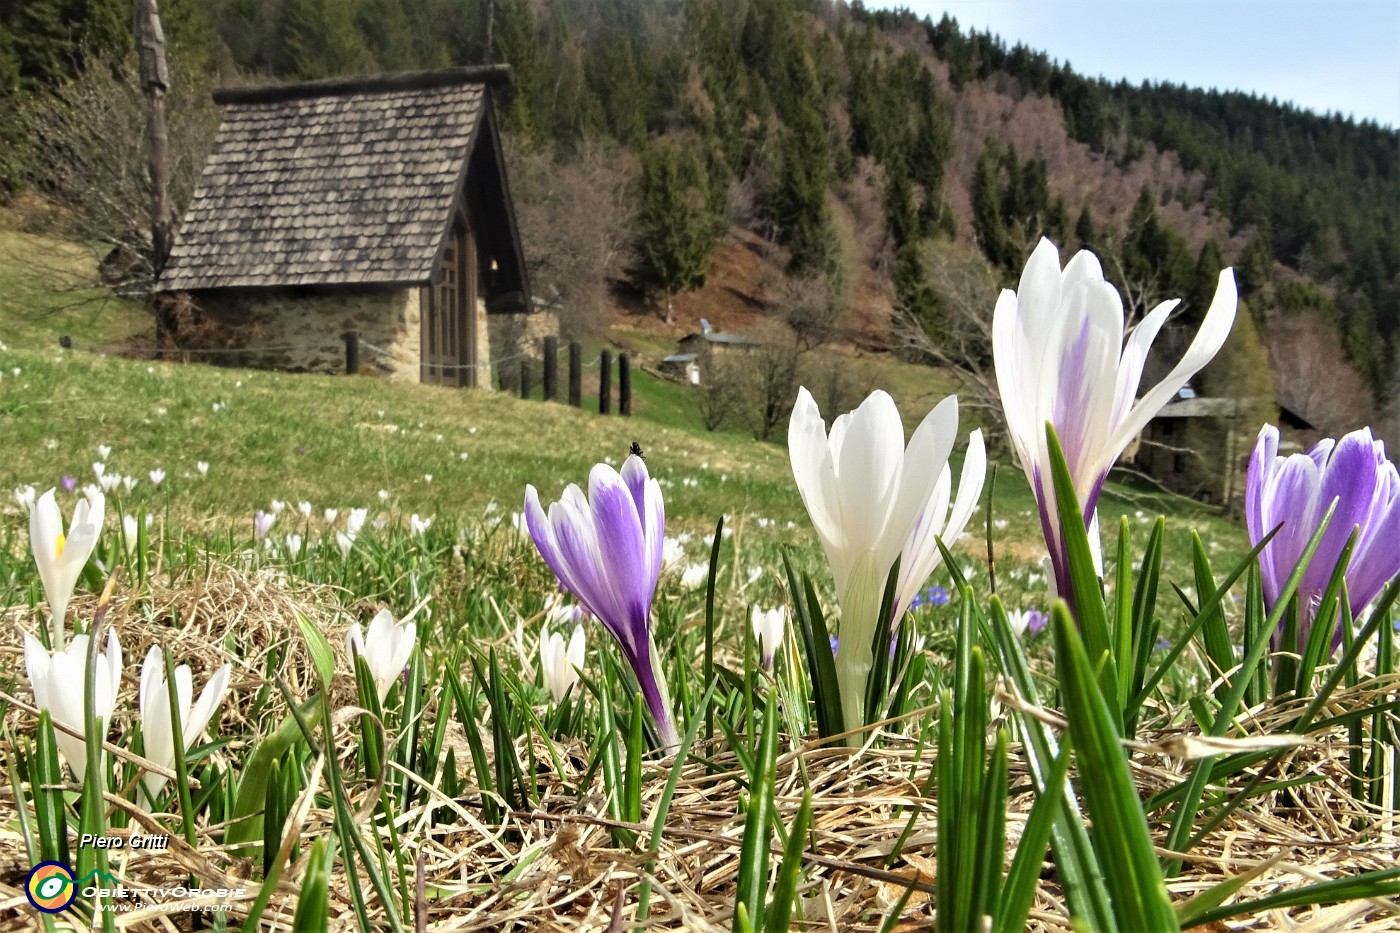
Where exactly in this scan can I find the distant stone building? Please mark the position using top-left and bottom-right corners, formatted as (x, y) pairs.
(658, 330), (760, 386)
(1134, 391), (1317, 507)
(158, 66), (545, 387)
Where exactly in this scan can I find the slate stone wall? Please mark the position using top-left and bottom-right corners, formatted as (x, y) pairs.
(188, 286), (421, 380)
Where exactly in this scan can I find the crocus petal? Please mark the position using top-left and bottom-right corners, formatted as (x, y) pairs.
(184, 664), (231, 745)
(1100, 270), (1237, 475)
(788, 387), (971, 737)
(525, 456), (676, 750)
(893, 430), (986, 620)
(994, 239), (1237, 604)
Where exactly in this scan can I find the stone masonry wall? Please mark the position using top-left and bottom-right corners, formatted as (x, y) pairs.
(189, 287), (421, 381)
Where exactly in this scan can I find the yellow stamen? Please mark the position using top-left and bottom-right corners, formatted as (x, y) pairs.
(55, 532), (65, 558)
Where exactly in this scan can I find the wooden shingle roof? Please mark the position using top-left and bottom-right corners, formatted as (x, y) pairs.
(161, 67), (511, 291)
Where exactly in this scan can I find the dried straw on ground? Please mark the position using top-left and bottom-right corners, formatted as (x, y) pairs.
(0, 564), (1397, 930)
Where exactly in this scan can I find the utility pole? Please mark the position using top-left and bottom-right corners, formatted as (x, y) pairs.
(135, 0), (173, 274)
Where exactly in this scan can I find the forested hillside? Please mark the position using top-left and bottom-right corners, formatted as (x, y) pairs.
(2, 0), (1396, 438)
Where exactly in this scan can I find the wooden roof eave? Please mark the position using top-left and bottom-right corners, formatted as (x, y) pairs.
(478, 95), (532, 308)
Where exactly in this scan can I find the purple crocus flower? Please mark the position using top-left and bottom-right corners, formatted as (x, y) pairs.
(993, 238), (1237, 604)
(60, 475), (77, 493)
(1246, 424), (1400, 650)
(525, 454), (679, 751)
(254, 509), (275, 541)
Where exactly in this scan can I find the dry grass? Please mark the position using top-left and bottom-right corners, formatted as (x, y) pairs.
(0, 567), (1396, 931)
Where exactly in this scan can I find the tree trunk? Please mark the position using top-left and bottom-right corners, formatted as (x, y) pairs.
(483, 0), (495, 64)
(135, 0), (172, 276)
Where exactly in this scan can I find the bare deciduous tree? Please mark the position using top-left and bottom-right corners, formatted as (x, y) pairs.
(695, 355), (747, 432)
(747, 318), (804, 441)
(1264, 312), (1376, 434)
(774, 268), (849, 351)
(891, 242), (1007, 440)
(10, 50), (218, 297)
(506, 136), (636, 339)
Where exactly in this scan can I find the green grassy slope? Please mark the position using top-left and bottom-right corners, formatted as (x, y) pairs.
(0, 227), (1249, 618)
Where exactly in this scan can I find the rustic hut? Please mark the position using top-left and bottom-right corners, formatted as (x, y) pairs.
(158, 66), (538, 387)
(658, 330), (760, 386)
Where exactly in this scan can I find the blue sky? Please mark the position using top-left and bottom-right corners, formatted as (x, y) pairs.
(883, 1), (1400, 128)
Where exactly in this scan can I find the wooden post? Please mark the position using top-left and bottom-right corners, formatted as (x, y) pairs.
(135, 0), (173, 272)
(343, 331), (359, 375)
(568, 342), (582, 408)
(619, 353), (632, 417)
(543, 336), (558, 401)
(520, 360), (531, 400)
(599, 350), (612, 415)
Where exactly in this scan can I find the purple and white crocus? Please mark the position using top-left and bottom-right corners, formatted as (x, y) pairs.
(1246, 424), (1400, 650)
(993, 238), (1237, 603)
(525, 454), (679, 751)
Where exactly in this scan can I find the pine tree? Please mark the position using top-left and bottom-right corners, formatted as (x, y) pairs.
(492, 0), (549, 140)
(971, 141), (1011, 269)
(1074, 205), (1096, 251)
(1185, 239), (1225, 327)
(768, 93), (834, 274)
(894, 241), (940, 339)
(632, 143), (719, 323)
(279, 0), (374, 79)
(357, 0), (417, 71)
(1190, 300), (1275, 510)
(911, 70), (951, 234)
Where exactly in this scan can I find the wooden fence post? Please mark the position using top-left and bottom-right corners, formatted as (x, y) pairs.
(520, 360), (531, 400)
(343, 331), (359, 375)
(619, 353), (631, 417)
(599, 350), (612, 415)
(568, 342), (582, 407)
(543, 335), (558, 401)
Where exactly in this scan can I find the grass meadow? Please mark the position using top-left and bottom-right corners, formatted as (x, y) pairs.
(2, 230), (1397, 931)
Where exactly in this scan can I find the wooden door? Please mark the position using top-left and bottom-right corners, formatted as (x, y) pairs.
(422, 215), (477, 386)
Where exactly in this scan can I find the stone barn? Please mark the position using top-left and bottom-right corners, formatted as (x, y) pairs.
(658, 330), (760, 386)
(158, 66), (540, 387)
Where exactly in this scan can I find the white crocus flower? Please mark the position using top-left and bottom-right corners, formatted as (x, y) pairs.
(993, 238), (1236, 601)
(138, 647), (231, 800)
(789, 388), (957, 736)
(662, 536), (685, 568)
(892, 430), (988, 620)
(97, 445), (112, 460)
(99, 472), (120, 493)
(346, 508), (368, 538)
(323, 508), (339, 525)
(409, 514), (432, 535)
(92, 462), (105, 481)
(750, 606), (787, 672)
(680, 563), (709, 589)
(148, 468), (165, 487)
(122, 514), (140, 553)
(196, 461), (209, 476)
(538, 623), (585, 703)
(335, 531), (354, 559)
(285, 534), (303, 558)
(25, 629), (122, 780)
(298, 501), (312, 518)
(122, 476), (138, 493)
(345, 609), (416, 704)
(14, 484), (37, 512)
(30, 488), (105, 647)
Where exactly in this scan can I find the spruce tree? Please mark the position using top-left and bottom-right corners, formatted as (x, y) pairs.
(768, 94), (834, 274)
(633, 143), (719, 323)
(1074, 205), (1096, 251)
(971, 140), (1011, 269)
(279, 0), (374, 79)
